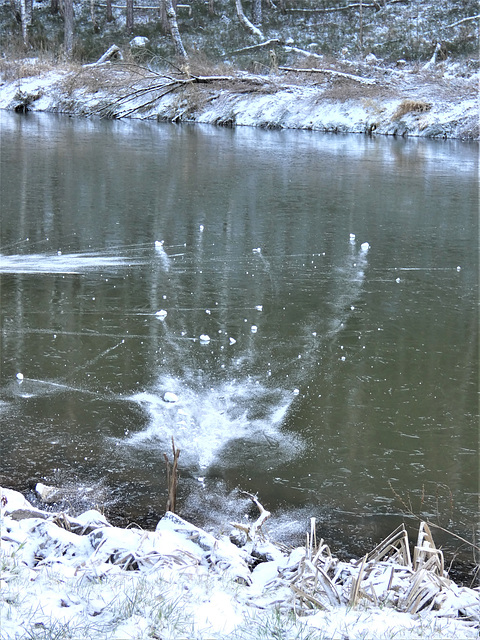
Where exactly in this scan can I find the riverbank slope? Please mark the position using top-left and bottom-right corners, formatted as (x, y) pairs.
(0, 56), (478, 139)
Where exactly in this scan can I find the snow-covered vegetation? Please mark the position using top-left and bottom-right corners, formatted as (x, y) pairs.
(1, 486), (479, 639)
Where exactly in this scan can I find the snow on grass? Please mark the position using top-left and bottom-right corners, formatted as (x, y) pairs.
(0, 61), (478, 140)
(1, 487), (479, 640)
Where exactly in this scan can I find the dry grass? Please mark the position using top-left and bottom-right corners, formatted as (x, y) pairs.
(393, 98), (432, 119)
(184, 51), (235, 78)
(0, 56), (58, 81)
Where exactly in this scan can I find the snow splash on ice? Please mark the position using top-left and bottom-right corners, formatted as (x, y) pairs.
(125, 374), (299, 470)
(122, 238), (371, 472)
(154, 240), (170, 271)
(0, 251), (145, 274)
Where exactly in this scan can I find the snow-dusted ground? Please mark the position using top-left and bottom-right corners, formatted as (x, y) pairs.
(0, 57), (478, 139)
(1, 487), (479, 639)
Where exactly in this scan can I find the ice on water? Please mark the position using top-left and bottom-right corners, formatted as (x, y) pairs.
(125, 375), (298, 470)
(0, 251), (144, 274)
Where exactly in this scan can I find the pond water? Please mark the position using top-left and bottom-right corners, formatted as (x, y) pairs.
(0, 112), (478, 572)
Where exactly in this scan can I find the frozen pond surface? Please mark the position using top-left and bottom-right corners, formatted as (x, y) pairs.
(0, 112), (478, 569)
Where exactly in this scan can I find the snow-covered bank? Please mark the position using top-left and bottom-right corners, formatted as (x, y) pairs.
(0, 59), (478, 139)
(1, 487), (479, 639)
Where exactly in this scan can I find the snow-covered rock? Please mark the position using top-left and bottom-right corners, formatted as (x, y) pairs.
(129, 36), (149, 48)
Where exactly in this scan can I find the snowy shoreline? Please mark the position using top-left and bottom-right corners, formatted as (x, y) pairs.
(1, 486), (479, 639)
(0, 58), (478, 140)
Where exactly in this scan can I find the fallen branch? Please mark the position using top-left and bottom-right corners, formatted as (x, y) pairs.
(279, 66), (376, 85)
(97, 2), (191, 10)
(230, 38), (282, 55)
(285, 2), (381, 13)
(444, 14), (480, 29)
(284, 45), (323, 60)
(94, 71), (275, 118)
(231, 492), (271, 541)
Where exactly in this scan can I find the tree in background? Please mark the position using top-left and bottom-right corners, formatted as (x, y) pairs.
(164, 0), (188, 61)
(126, 0), (134, 32)
(19, 0), (32, 47)
(64, 0), (74, 57)
(252, 0), (262, 27)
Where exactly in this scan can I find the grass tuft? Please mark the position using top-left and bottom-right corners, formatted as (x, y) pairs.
(393, 99), (432, 119)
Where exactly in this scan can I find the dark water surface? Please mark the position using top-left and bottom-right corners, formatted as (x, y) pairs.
(0, 112), (478, 575)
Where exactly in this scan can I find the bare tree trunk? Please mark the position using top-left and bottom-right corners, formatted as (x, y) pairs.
(126, 0), (134, 32)
(359, 0), (363, 52)
(235, 0), (263, 38)
(64, 0), (74, 57)
(20, 0), (32, 48)
(106, 0), (113, 21)
(50, 0), (59, 14)
(164, 0), (188, 61)
(252, 0), (261, 26)
(90, 0), (97, 30)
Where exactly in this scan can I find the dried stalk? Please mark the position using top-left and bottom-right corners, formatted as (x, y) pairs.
(164, 437), (180, 513)
(365, 523), (411, 567)
(349, 553), (367, 606)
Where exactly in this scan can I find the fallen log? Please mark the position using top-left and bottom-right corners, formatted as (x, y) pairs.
(284, 45), (323, 60)
(285, 2), (380, 13)
(279, 66), (376, 85)
(94, 44), (123, 65)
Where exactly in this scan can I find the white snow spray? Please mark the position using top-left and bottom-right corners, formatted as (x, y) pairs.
(125, 374), (300, 470)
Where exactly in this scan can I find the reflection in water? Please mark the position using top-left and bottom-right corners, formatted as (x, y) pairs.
(0, 113), (477, 574)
